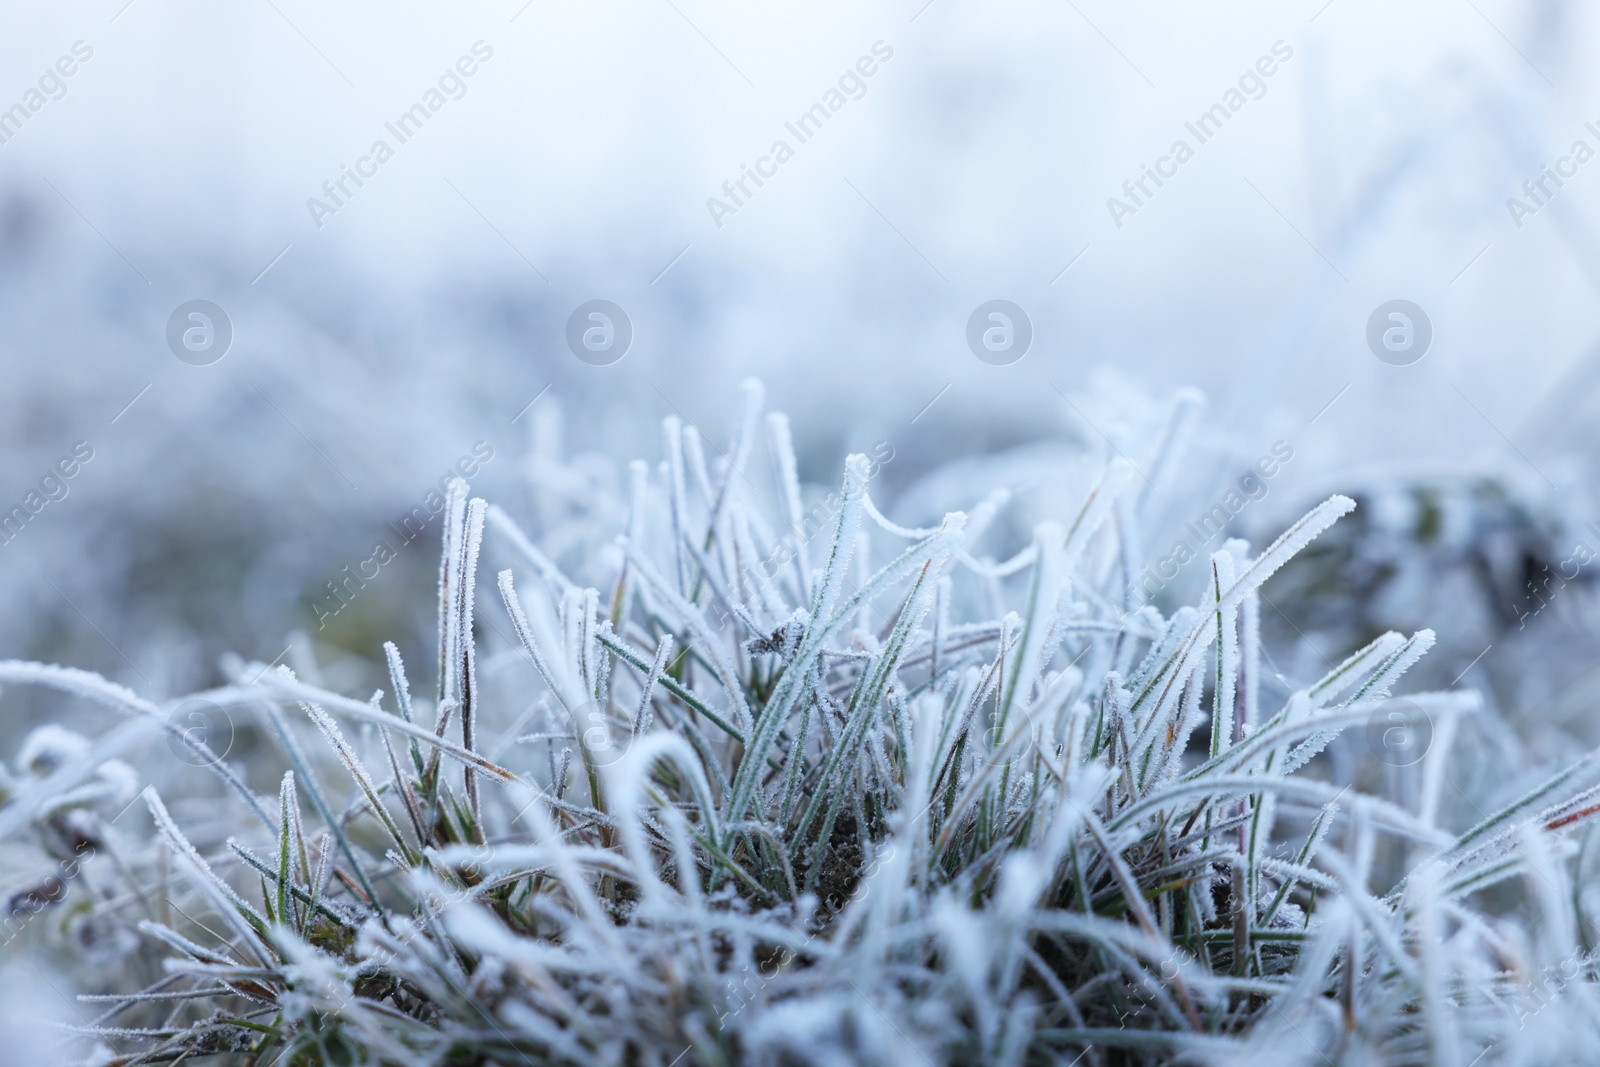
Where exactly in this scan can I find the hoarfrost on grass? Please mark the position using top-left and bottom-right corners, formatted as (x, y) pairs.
(0, 382), (1596, 1065)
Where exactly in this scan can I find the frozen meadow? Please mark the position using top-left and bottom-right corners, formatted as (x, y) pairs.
(4, 1), (1600, 1064)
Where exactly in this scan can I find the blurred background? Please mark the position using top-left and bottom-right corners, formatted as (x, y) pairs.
(2, 0), (1599, 801)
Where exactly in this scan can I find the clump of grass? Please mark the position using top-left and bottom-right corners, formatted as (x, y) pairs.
(4, 382), (1600, 1065)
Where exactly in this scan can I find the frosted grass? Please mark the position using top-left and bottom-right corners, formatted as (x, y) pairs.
(0, 382), (1596, 1065)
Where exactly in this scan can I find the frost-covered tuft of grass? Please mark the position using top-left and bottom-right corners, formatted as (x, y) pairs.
(4, 381), (1600, 1066)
